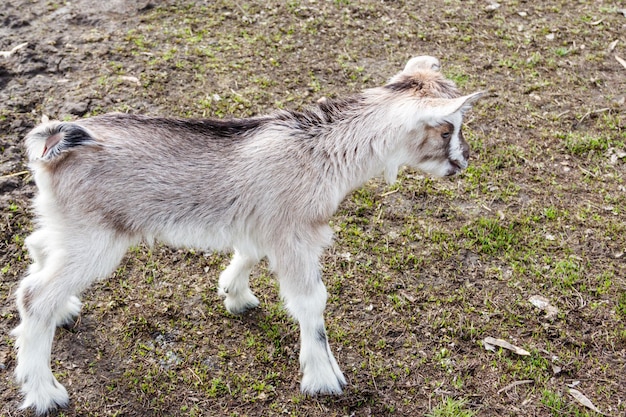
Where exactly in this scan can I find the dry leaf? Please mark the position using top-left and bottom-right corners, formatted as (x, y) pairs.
(483, 337), (530, 356)
(568, 389), (604, 415)
(616, 55), (626, 70)
(529, 295), (559, 319)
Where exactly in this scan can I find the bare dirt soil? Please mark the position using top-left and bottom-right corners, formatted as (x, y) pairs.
(1, 1), (625, 416)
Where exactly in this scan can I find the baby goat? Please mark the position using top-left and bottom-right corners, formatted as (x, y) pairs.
(13, 56), (482, 414)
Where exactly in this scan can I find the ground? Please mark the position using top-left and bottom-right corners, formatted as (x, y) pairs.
(0, 1), (625, 416)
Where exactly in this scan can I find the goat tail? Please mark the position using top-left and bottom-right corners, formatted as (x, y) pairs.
(25, 121), (97, 162)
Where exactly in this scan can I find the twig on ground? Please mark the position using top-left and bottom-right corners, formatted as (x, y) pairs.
(577, 108), (609, 126)
(0, 171), (29, 180)
(0, 42), (28, 58)
(497, 379), (534, 394)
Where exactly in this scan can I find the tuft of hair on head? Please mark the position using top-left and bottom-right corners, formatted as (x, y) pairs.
(387, 55), (442, 85)
(402, 56), (441, 73)
(383, 55), (465, 100)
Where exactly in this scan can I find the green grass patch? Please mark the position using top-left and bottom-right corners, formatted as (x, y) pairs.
(426, 397), (475, 417)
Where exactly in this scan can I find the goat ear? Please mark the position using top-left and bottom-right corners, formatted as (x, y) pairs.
(420, 91), (484, 122)
(403, 56), (441, 74)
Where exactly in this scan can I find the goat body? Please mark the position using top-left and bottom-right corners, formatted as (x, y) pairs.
(13, 56), (482, 414)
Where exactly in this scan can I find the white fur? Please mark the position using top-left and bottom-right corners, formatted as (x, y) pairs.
(403, 55), (441, 72)
(12, 320), (69, 414)
(12, 56), (482, 414)
(218, 250), (261, 314)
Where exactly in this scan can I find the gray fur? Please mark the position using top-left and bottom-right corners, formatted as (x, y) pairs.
(13, 55), (482, 414)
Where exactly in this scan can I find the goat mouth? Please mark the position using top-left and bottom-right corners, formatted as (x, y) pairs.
(446, 159), (464, 176)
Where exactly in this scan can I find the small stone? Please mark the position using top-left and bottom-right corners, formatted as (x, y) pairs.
(63, 101), (89, 116)
(486, 2), (500, 12)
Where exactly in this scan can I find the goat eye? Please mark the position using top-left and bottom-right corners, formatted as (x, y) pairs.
(441, 131), (452, 140)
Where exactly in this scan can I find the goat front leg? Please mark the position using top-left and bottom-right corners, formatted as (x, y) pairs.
(218, 249), (260, 314)
(275, 252), (346, 395)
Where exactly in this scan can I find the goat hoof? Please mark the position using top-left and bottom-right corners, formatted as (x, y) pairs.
(221, 289), (260, 315)
(300, 366), (347, 396)
(19, 377), (69, 416)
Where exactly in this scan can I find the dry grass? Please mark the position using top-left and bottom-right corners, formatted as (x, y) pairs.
(0, 1), (624, 416)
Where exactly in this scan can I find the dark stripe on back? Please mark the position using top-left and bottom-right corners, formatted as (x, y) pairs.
(274, 97), (360, 131)
(88, 113), (270, 140)
(156, 117), (270, 139)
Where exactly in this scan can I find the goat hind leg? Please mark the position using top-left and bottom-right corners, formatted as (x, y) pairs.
(218, 249), (260, 314)
(13, 229), (130, 414)
(13, 267), (74, 414)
